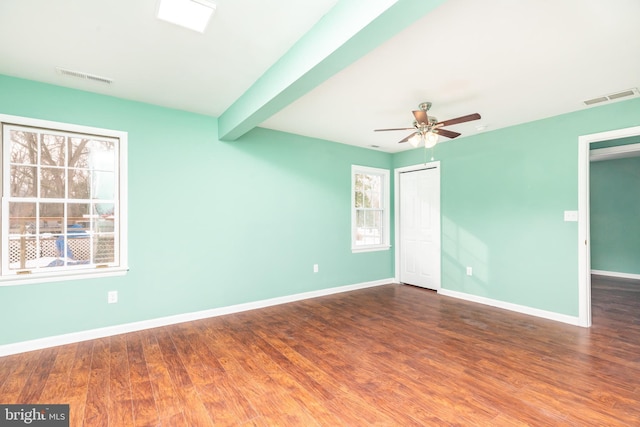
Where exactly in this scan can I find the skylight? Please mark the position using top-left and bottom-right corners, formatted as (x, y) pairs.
(157, 0), (216, 33)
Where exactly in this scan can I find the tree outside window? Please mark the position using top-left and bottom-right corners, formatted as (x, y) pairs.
(1, 115), (127, 284)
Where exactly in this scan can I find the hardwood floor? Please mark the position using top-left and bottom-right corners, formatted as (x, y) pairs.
(1, 276), (639, 426)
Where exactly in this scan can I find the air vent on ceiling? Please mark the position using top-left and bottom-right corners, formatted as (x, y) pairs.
(583, 88), (639, 106)
(56, 67), (114, 85)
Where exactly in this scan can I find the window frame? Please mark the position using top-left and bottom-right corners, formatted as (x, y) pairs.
(0, 114), (128, 286)
(351, 165), (390, 253)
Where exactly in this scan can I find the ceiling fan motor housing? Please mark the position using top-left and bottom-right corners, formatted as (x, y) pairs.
(413, 117), (438, 129)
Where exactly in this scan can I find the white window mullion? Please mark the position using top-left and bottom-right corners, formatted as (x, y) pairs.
(351, 165), (390, 253)
(0, 114), (128, 285)
(2, 126), (8, 275)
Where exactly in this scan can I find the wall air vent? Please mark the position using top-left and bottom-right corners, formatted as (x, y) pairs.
(56, 67), (114, 85)
(583, 88), (639, 106)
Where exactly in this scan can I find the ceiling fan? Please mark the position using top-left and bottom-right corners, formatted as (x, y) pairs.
(374, 102), (481, 148)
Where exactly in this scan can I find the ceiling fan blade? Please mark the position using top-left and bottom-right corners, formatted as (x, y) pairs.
(398, 132), (417, 143)
(435, 113), (481, 127)
(434, 128), (461, 139)
(412, 110), (429, 125)
(374, 127), (415, 132)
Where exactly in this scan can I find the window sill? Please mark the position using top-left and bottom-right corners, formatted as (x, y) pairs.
(351, 245), (391, 254)
(0, 267), (128, 286)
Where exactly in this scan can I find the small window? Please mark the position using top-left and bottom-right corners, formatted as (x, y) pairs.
(1, 114), (128, 285)
(351, 165), (390, 252)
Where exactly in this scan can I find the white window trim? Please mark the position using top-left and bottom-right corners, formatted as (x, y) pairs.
(351, 165), (390, 253)
(0, 114), (128, 286)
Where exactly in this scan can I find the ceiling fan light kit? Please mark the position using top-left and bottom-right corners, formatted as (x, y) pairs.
(408, 130), (438, 148)
(424, 131), (438, 148)
(408, 133), (421, 147)
(374, 101), (481, 149)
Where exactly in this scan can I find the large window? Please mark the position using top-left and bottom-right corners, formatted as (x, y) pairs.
(352, 165), (390, 252)
(1, 114), (128, 284)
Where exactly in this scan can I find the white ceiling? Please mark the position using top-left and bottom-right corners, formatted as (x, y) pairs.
(1, 0), (639, 153)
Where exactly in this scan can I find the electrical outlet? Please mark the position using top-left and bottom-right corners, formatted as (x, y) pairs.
(564, 210), (578, 222)
(313, 264), (319, 273)
(466, 267), (473, 276)
(108, 290), (118, 304)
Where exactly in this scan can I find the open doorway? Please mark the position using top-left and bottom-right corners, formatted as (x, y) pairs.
(578, 125), (640, 327)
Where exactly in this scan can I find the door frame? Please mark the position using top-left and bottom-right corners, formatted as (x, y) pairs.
(394, 161), (441, 287)
(578, 125), (640, 327)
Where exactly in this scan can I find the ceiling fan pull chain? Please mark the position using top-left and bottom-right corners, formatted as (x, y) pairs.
(424, 145), (435, 164)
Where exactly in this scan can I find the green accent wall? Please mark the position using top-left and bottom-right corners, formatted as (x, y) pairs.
(590, 135), (640, 150)
(394, 97), (640, 316)
(590, 156), (640, 274)
(0, 75), (393, 346)
(2, 73), (640, 347)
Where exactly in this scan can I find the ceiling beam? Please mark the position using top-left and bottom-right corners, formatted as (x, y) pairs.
(217, 0), (445, 141)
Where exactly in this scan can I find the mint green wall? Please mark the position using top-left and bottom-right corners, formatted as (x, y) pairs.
(394, 97), (640, 316)
(591, 135), (640, 149)
(590, 156), (640, 274)
(0, 75), (393, 345)
(3, 74), (640, 346)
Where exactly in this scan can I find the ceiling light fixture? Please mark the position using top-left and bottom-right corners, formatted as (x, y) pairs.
(408, 131), (439, 149)
(424, 131), (438, 148)
(408, 133), (422, 148)
(157, 0), (216, 33)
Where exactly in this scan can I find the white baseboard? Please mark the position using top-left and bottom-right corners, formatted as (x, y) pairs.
(591, 269), (640, 281)
(437, 288), (582, 327)
(0, 278), (392, 357)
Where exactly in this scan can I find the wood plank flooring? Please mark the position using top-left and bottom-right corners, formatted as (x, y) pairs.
(1, 275), (639, 426)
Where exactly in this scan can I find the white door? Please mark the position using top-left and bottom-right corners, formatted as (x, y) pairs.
(399, 167), (440, 290)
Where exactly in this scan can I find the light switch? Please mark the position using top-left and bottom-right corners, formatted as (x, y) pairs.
(564, 210), (578, 222)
